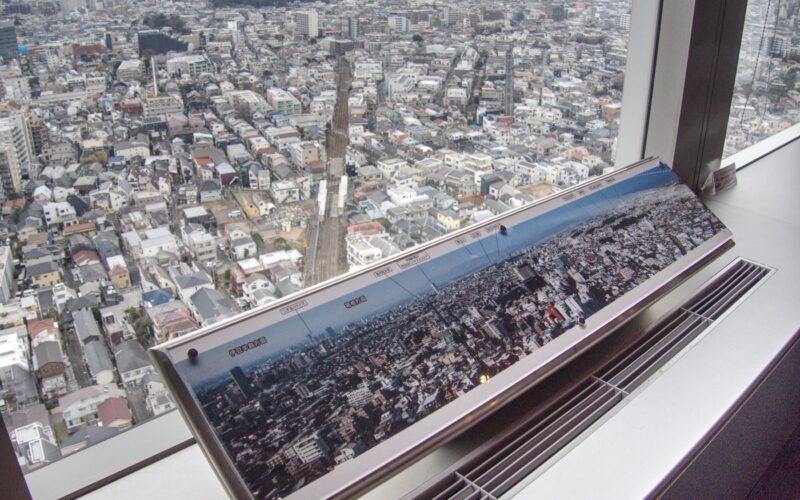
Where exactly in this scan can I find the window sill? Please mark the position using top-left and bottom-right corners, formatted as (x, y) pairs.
(723, 122), (800, 171)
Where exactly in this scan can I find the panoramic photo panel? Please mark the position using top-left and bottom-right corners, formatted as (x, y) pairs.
(158, 163), (729, 499)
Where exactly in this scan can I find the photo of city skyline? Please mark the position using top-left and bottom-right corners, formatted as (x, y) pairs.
(172, 165), (727, 498)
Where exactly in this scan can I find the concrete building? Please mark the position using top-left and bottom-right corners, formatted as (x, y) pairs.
(116, 60), (145, 82)
(388, 15), (410, 33)
(0, 20), (18, 62)
(0, 245), (12, 303)
(166, 55), (214, 79)
(0, 112), (36, 179)
(295, 10), (319, 38)
(342, 16), (360, 38)
(266, 88), (302, 116)
(0, 143), (21, 198)
(346, 233), (383, 270)
(288, 141), (326, 169)
(59, 385), (126, 430)
(142, 94), (183, 118)
(43, 202), (77, 227)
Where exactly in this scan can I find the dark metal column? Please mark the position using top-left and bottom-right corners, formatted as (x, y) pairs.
(0, 415), (33, 500)
(671, 0), (748, 191)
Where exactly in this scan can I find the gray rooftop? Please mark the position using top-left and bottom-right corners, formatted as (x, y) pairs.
(84, 340), (113, 377)
(73, 309), (101, 344)
(34, 341), (63, 368)
(190, 287), (235, 324)
(60, 425), (120, 448)
(113, 340), (152, 374)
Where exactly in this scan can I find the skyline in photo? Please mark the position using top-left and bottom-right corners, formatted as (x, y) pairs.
(177, 165), (682, 387)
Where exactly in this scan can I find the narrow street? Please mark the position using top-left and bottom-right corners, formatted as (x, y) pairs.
(126, 384), (150, 425)
(62, 326), (91, 388)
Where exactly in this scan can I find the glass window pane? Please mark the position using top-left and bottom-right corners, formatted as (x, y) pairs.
(3, 0), (635, 493)
(725, 0), (799, 157)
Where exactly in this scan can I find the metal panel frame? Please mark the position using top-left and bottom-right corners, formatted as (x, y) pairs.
(646, 0), (749, 191)
(150, 158), (733, 499)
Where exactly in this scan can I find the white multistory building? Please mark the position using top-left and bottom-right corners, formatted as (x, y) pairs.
(266, 88), (302, 116)
(295, 10), (319, 38)
(388, 15), (410, 33)
(166, 55), (214, 79)
(0, 143), (21, 197)
(0, 245), (12, 303)
(0, 112), (35, 179)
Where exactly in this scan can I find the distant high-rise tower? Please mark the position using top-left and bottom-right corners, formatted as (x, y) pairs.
(342, 16), (360, 39)
(295, 10), (319, 38)
(0, 20), (18, 62)
(387, 15), (410, 33)
(105, 33), (113, 50)
(230, 367), (254, 398)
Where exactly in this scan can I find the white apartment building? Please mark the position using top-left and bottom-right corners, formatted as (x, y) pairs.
(142, 94), (184, 118)
(43, 201), (77, 226)
(139, 233), (179, 259)
(183, 228), (217, 262)
(346, 233), (383, 270)
(270, 180), (301, 204)
(0, 245), (12, 303)
(388, 15), (410, 33)
(0, 329), (28, 375)
(0, 143), (21, 197)
(266, 88), (302, 116)
(0, 112), (35, 179)
(166, 55), (214, 79)
(288, 141), (325, 169)
(116, 59), (144, 82)
(295, 10), (319, 38)
(226, 90), (271, 118)
(13, 422), (58, 466)
(60, 385), (126, 430)
(376, 157), (407, 179)
(2, 75), (31, 101)
(292, 433), (328, 464)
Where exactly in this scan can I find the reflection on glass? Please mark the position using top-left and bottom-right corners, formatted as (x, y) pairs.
(725, 0), (799, 157)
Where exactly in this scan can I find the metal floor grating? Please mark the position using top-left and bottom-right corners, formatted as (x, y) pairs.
(410, 258), (773, 500)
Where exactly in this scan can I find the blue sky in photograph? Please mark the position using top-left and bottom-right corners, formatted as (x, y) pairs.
(176, 165), (680, 388)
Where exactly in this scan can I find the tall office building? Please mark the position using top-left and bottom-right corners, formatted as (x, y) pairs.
(0, 144), (21, 198)
(295, 10), (319, 38)
(388, 15), (410, 33)
(0, 112), (35, 179)
(342, 16), (360, 39)
(230, 367), (254, 398)
(0, 20), (18, 62)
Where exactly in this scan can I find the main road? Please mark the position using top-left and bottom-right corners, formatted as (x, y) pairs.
(306, 58), (352, 285)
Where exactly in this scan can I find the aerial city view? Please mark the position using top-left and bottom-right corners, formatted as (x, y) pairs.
(0, 0), (790, 477)
(725, 0), (800, 156)
(187, 166), (726, 498)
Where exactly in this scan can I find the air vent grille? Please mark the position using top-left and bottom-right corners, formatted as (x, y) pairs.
(410, 258), (773, 500)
